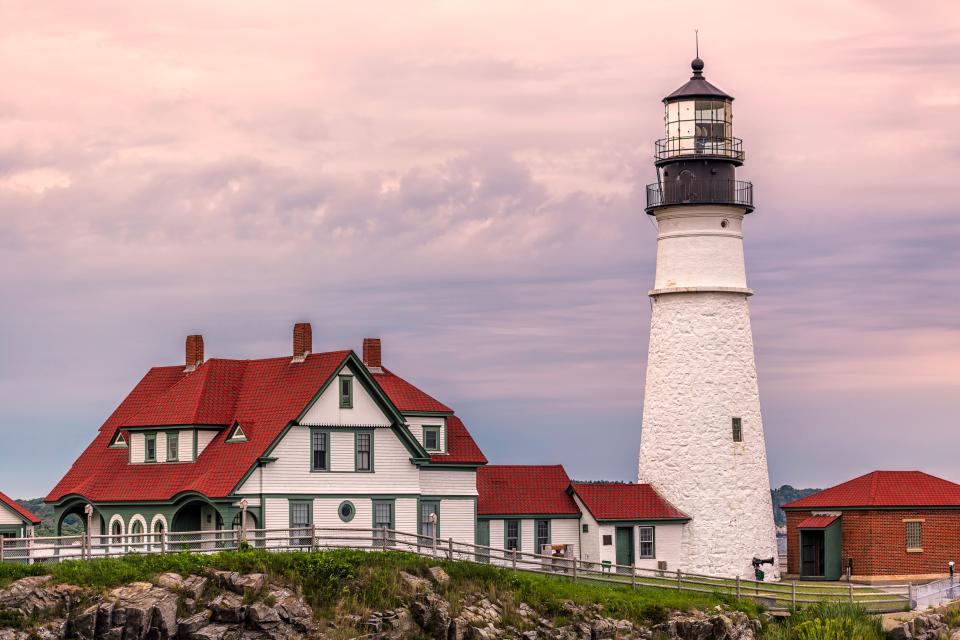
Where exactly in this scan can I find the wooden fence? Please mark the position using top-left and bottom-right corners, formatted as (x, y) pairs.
(0, 526), (913, 613)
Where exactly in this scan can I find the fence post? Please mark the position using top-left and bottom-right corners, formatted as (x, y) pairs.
(791, 581), (796, 609)
(677, 569), (682, 591)
(447, 537), (453, 561)
(1, 537), (5, 564)
(849, 582), (854, 603)
(382, 527), (388, 550)
(512, 549), (517, 572)
(632, 568), (636, 590)
(160, 530), (167, 555)
(572, 557), (578, 582)
(311, 524), (317, 552)
(736, 575), (741, 600)
(909, 583), (916, 609)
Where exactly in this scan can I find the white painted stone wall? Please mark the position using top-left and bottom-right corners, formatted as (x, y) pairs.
(653, 207), (748, 292)
(638, 290), (779, 579)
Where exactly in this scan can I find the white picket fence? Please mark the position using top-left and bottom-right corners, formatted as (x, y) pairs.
(0, 526), (913, 613)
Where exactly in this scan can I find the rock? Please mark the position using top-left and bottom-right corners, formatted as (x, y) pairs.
(0, 576), (87, 620)
(232, 574), (267, 596)
(888, 623), (912, 640)
(399, 571), (432, 595)
(517, 603), (536, 619)
(182, 576), (209, 600)
(652, 610), (757, 640)
(103, 582), (178, 640)
(208, 593), (246, 624)
(178, 610), (213, 636)
(190, 624), (242, 640)
(428, 566), (451, 587)
(247, 602), (280, 629)
(155, 573), (184, 591)
(410, 591), (452, 639)
(0, 630), (29, 640)
(950, 631), (960, 640)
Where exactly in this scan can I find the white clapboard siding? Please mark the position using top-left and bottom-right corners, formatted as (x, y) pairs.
(181, 429), (195, 460)
(313, 498), (373, 532)
(197, 431), (217, 457)
(237, 426), (420, 494)
(156, 433), (167, 463)
(300, 364), (391, 427)
(419, 470), (478, 496)
(0, 504), (23, 525)
(636, 522), (683, 571)
(405, 417), (447, 454)
(572, 494), (600, 564)
(264, 498), (288, 530)
(521, 519), (536, 554)
(489, 519), (504, 552)
(550, 519), (580, 548)
(396, 498), (417, 534)
(130, 433), (145, 463)
(438, 499), (475, 545)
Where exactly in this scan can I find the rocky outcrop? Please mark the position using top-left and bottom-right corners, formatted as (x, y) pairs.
(1, 567), (768, 640)
(887, 612), (951, 640)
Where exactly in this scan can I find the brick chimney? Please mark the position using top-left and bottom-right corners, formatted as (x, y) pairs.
(185, 335), (204, 372)
(363, 338), (382, 371)
(293, 323), (312, 363)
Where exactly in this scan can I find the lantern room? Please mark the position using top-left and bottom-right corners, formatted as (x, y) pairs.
(655, 58), (743, 165)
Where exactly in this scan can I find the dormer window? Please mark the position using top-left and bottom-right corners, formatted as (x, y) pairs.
(226, 423), (247, 443)
(167, 432), (179, 462)
(424, 426), (441, 452)
(109, 431), (128, 449)
(145, 433), (157, 463)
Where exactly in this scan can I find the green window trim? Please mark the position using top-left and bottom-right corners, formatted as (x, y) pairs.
(732, 417), (743, 442)
(338, 501), (356, 523)
(504, 519), (521, 552)
(535, 519), (551, 554)
(109, 431), (127, 449)
(354, 431), (374, 472)
(638, 526), (656, 559)
(339, 375), (354, 409)
(310, 429), (331, 472)
(423, 426), (441, 452)
(289, 500), (313, 547)
(166, 431), (179, 462)
(144, 433), (157, 463)
(372, 499), (395, 547)
(418, 499), (440, 540)
(226, 423), (247, 443)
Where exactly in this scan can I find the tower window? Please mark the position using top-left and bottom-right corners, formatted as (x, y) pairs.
(732, 418), (743, 442)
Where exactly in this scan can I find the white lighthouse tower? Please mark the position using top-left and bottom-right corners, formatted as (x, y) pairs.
(637, 57), (780, 579)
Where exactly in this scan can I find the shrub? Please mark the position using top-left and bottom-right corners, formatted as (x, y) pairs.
(762, 602), (884, 640)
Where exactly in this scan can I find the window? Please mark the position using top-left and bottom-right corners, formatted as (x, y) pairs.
(338, 501), (355, 523)
(339, 375), (353, 408)
(227, 423), (247, 442)
(732, 417), (743, 443)
(130, 520), (144, 544)
(111, 520), (123, 544)
(145, 433), (157, 462)
(373, 500), (395, 547)
(602, 534), (613, 546)
(505, 520), (520, 551)
(355, 432), (373, 472)
(167, 432), (179, 462)
(582, 523), (589, 534)
(311, 430), (329, 471)
(424, 426), (441, 451)
(639, 526), (655, 558)
(905, 521), (923, 551)
(109, 431), (127, 448)
(289, 501), (312, 547)
(419, 501), (439, 540)
(535, 519), (550, 554)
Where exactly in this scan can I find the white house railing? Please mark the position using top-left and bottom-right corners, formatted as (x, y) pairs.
(0, 526), (913, 613)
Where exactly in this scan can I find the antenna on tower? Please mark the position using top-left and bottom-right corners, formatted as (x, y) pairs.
(695, 29), (699, 58)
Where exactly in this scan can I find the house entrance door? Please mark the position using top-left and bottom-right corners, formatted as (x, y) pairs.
(800, 530), (825, 578)
(615, 527), (634, 573)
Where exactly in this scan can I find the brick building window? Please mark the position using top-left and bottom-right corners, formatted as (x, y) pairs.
(905, 521), (923, 551)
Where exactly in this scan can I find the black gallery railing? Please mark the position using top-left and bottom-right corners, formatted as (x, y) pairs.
(645, 179), (754, 211)
(655, 137), (744, 162)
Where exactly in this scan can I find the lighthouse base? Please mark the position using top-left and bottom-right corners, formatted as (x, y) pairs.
(638, 290), (780, 579)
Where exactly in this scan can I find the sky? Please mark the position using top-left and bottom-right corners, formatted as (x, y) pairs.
(1, 1), (959, 498)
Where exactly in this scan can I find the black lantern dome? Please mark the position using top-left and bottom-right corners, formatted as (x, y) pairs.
(646, 58), (753, 214)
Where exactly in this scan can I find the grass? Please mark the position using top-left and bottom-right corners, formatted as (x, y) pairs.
(761, 602), (885, 640)
(0, 548), (760, 628)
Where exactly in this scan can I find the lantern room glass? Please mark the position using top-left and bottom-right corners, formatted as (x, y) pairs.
(662, 99), (734, 159)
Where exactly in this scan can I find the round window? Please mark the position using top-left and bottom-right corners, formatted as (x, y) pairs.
(720, 219), (729, 229)
(338, 501), (355, 523)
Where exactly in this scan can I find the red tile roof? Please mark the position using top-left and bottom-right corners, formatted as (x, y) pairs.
(783, 471), (960, 509)
(437, 416), (487, 465)
(373, 368), (452, 413)
(477, 465), (580, 516)
(570, 483), (689, 521)
(46, 350), (485, 503)
(0, 491), (41, 525)
(797, 515), (839, 529)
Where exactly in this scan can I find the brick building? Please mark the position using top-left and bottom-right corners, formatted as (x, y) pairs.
(783, 471), (960, 582)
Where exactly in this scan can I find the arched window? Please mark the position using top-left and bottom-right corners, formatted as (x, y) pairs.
(111, 520), (122, 544)
(131, 520), (143, 544)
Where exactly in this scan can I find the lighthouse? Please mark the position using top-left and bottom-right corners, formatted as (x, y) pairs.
(637, 56), (780, 579)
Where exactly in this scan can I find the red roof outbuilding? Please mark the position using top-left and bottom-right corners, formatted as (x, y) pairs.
(783, 471), (960, 510)
(570, 483), (689, 521)
(477, 465), (580, 516)
(0, 491), (41, 525)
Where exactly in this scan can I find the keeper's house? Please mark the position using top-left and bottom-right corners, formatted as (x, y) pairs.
(0, 492), (40, 539)
(477, 465), (689, 571)
(45, 324), (487, 545)
(783, 471), (960, 583)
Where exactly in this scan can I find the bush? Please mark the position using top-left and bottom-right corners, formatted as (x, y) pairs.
(762, 602), (884, 640)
